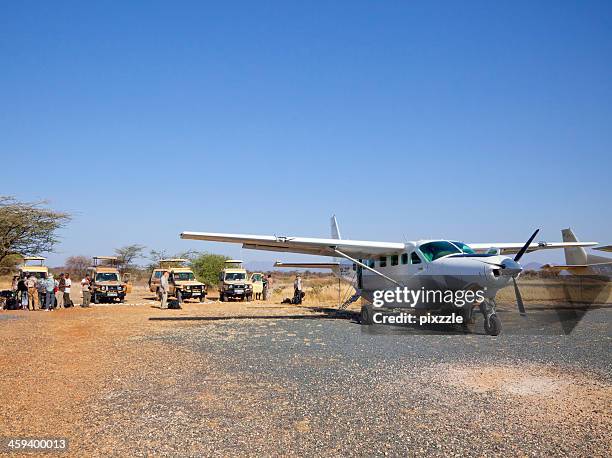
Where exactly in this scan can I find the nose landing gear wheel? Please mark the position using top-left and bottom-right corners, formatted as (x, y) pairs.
(484, 314), (502, 336)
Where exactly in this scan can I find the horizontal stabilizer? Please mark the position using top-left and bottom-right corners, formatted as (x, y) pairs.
(542, 264), (591, 273)
(595, 245), (612, 253)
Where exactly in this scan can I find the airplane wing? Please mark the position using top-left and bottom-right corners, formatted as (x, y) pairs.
(469, 241), (598, 255)
(595, 245), (612, 253)
(274, 261), (341, 269)
(180, 232), (405, 258)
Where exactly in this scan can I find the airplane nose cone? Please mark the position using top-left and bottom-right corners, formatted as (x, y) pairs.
(500, 258), (522, 277)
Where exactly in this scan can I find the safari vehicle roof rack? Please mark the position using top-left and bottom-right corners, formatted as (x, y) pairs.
(92, 256), (118, 267)
(158, 258), (190, 268)
(21, 256), (46, 266)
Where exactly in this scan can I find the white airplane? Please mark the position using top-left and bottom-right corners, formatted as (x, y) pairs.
(543, 228), (612, 278)
(180, 218), (597, 336)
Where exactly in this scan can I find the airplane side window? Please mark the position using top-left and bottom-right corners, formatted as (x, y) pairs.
(401, 253), (408, 264)
(411, 252), (421, 264)
(391, 255), (398, 266)
(379, 256), (387, 268)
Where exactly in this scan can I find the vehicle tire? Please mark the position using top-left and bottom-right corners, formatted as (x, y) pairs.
(199, 295), (205, 302)
(176, 289), (182, 303)
(246, 294), (252, 302)
(220, 293), (226, 302)
(360, 304), (374, 325)
(93, 293), (99, 305)
(484, 314), (502, 336)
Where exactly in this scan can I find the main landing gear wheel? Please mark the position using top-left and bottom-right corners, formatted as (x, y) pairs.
(480, 299), (502, 336)
(360, 304), (374, 325)
(484, 314), (502, 336)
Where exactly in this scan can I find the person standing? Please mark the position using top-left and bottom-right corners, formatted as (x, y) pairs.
(17, 275), (28, 310)
(55, 274), (65, 309)
(63, 273), (72, 307)
(293, 274), (302, 305)
(44, 274), (55, 311)
(159, 271), (169, 309)
(26, 274), (39, 311)
(262, 274), (272, 301)
(81, 275), (91, 307)
(37, 276), (47, 308)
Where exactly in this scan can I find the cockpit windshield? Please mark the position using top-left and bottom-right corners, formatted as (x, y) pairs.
(419, 241), (462, 261)
(450, 241), (476, 254)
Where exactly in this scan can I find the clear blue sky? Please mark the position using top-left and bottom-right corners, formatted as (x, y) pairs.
(1, 0), (611, 266)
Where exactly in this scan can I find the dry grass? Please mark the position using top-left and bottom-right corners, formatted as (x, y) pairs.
(2, 274), (610, 306)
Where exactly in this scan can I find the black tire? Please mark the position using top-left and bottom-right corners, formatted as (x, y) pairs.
(484, 314), (502, 336)
(220, 293), (226, 302)
(176, 289), (182, 303)
(199, 295), (205, 302)
(246, 294), (252, 302)
(360, 304), (374, 325)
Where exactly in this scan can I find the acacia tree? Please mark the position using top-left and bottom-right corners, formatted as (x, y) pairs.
(191, 253), (230, 286)
(115, 244), (146, 273)
(65, 255), (90, 278)
(0, 196), (71, 264)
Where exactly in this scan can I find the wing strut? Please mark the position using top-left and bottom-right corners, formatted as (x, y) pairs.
(333, 248), (404, 288)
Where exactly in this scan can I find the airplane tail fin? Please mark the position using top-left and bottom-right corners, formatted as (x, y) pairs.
(331, 215), (341, 240)
(562, 228), (588, 265)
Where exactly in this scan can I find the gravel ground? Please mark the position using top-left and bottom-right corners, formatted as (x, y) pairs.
(0, 299), (610, 457)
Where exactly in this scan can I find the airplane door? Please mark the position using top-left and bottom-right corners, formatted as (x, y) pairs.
(405, 251), (426, 277)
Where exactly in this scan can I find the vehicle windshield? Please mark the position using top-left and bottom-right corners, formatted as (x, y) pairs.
(225, 272), (246, 281)
(173, 272), (195, 281)
(252, 274), (262, 282)
(419, 241), (462, 261)
(450, 241), (476, 254)
(96, 273), (119, 282)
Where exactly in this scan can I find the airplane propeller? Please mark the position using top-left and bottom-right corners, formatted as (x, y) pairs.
(478, 229), (539, 316)
(514, 229), (540, 263)
(512, 277), (526, 315)
(511, 229), (539, 316)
